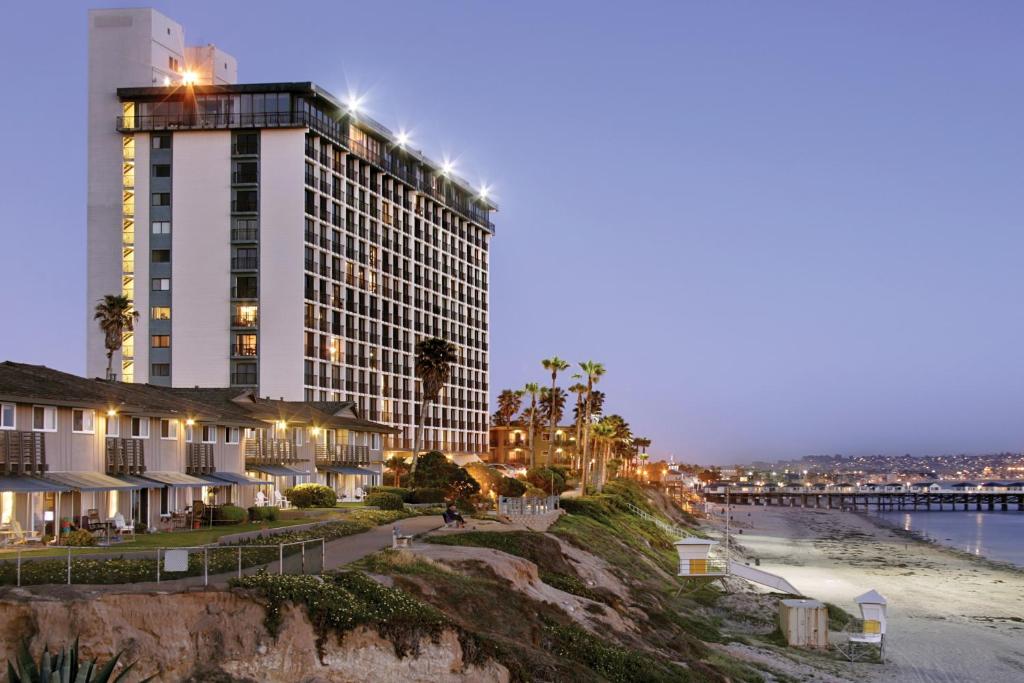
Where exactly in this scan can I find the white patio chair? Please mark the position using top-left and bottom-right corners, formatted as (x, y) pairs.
(254, 490), (269, 507)
(272, 490), (291, 510)
(10, 521), (41, 545)
(355, 487), (365, 501)
(113, 513), (135, 539)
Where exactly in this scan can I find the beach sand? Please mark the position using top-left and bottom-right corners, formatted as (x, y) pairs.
(705, 504), (1024, 683)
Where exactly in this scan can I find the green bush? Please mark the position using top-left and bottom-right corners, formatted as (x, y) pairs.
(463, 462), (503, 495)
(497, 476), (527, 497)
(409, 451), (481, 502)
(63, 529), (97, 547)
(216, 504), (246, 523)
(249, 506), (280, 522)
(365, 492), (404, 510)
(407, 487), (447, 504)
(283, 483), (337, 508)
(368, 486), (411, 501)
(526, 467), (567, 494)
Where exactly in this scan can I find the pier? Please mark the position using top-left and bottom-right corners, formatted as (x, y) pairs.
(704, 489), (1024, 512)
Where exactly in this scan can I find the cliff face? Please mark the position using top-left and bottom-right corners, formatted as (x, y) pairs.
(0, 589), (509, 683)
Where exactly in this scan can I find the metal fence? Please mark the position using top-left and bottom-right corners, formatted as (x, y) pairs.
(498, 495), (560, 516)
(0, 538), (325, 588)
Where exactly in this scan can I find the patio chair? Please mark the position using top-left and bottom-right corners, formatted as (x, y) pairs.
(254, 490), (269, 507)
(86, 509), (102, 530)
(355, 487), (365, 501)
(113, 513), (135, 539)
(272, 490), (291, 510)
(10, 521), (41, 545)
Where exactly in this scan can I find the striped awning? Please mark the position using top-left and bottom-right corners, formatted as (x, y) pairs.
(320, 465), (377, 477)
(0, 476), (70, 493)
(45, 472), (143, 492)
(138, 471), (210, 488)
(247, 465), (311, 477)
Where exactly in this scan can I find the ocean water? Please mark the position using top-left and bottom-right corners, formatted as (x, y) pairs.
(873, 510), (1024, 567)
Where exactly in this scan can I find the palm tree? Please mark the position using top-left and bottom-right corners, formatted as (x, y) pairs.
(493, 389), (524, 426)
(385, 455), (410, 487)
(410, 337), (459, 476)
(591, 420), (615, 491)
(94, 294), (139, 380)
(578, 360), (605, 491)
(541, 357), (570, 466)
(568, 380), (587, 471)
(522, 382), (541, 469)
(633, 437), (651, 479)
(538, 386), (566, 426)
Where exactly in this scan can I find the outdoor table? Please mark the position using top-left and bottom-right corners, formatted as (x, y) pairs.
(92, 521), (115, 545)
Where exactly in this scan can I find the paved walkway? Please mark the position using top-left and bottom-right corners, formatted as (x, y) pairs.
(324, 515), (444, 567)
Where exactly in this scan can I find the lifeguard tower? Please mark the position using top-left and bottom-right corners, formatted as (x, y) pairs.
(836, 589), (888, 662)
(674, 538), (727, 577)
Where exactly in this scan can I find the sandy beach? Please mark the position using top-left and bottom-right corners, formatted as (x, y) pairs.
(706, 504), (1024, 683)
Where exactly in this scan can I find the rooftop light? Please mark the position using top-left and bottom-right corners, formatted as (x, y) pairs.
(345, 92), (365, 116)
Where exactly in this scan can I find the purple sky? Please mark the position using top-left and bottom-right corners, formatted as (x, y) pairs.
(1, 2), (1023, 463)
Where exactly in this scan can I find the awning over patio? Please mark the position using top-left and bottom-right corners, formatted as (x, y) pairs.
(247, 465), (311, 477)
(203, 471), (268, 486)
(138, 471), (210, 488)
(45, 472), (143, 492)
(320, 465), (377, 476)
(0, 476), (70, 493)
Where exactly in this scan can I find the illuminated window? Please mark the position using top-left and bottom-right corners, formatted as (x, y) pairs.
(72, 409), (95, 434)
(151, 335), (170, 348)
(234, 304), (258, 326)
(105, 414), (120, 437)
(32, 406), (57, 432)
(151, 306), (171, 320)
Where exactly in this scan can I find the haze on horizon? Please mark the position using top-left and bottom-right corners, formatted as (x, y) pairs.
(0, 1), (1022, 464)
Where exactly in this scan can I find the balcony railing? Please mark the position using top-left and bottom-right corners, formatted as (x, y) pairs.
(245, 438), (300, 465)
(186, 443), (215, 475)
(105, 437), (145, 476)
(115, 111), (495, 231)
(315, 444), (370, 466)
(0, 431), (47, 476)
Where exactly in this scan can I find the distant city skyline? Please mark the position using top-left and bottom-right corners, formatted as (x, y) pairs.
(2, 1), (1023, 462)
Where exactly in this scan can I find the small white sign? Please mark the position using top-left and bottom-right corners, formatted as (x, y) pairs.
(163, 549), (189, 572)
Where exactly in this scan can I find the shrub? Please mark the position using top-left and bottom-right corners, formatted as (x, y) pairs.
(407, 487), (447, 504)
(249, 506), (280, 522)
(368, 486), (411, 501)
(463, 462), (503, 495)
(216, 504), (246, 523)
(365, 492), (404, 510)
(408, 451), (481, 502)
(497, 476), (527, 497)
(526, 467), (567, 494)
(283, 483), (337, 509)
(63, 529), (97, 547)
(7, 638), (151, 683)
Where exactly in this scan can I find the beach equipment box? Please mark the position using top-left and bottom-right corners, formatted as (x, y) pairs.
(779, 599), (828, 649)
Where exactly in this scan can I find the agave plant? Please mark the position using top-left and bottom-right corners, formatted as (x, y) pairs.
(7, 638), (152, 683)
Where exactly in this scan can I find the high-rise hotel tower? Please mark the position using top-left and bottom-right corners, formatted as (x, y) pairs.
(86, 8), (496, 458)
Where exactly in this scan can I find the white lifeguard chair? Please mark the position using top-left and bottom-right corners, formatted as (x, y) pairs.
(674, 538), (727, 577)
(837, 589), (888, 662)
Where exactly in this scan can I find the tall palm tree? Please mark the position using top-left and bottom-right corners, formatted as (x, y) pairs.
(541, 357), (570, 466)
(591, 420), (616, 491)
(538, 386), (566, 426)
(633, 437), (651, 479)
(578, 360), (605, 490)
(568, 380), (587, 470)
(522, 382), (541, 469)
(94, 294), (139, 380)
(493, 389), (524, 426)
(410, 337), (458, 475)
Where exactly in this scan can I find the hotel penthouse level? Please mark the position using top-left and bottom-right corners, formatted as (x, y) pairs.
(86, 9), (496, 460)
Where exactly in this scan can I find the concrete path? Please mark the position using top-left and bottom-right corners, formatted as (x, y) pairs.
(324, 515), (444, 567)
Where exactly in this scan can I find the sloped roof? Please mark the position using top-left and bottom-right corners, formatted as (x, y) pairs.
(0, 362), (396, 433)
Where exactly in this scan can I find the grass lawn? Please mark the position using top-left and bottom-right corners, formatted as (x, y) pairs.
(0, 517), (323, 558)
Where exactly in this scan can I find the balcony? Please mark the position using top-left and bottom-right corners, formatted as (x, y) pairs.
(245, 438), (300, 465)
(231, 256), (259, 270)
(105, 437), (145, 476)
(231, 227), (259, 242)
(0, 431), (47, 476)
(186, 443), (216, 475)
(233, 342), (258, 357)
(315, 444), (370, 466)
(231, 372), (258, 386)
